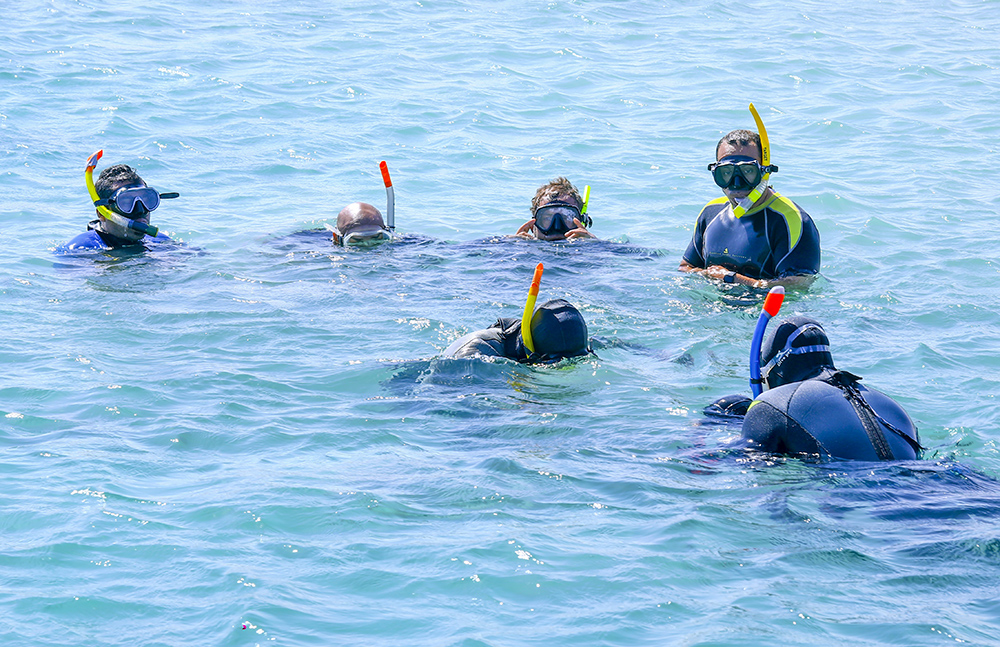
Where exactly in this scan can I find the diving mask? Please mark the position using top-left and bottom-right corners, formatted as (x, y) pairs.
(342, 229), (392, 246)
(325, 222), (392, 247)
(94, 185), (179, 215)
(709, 156), (778, 191)
(533, 202), (591, 236)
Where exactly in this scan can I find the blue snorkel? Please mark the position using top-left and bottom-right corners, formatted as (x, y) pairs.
(750, 285), (786, 397)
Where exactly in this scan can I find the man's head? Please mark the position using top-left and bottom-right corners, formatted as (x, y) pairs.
(529, 177), (589, 240)
(94, 164), (150, 242)
(333, 202), (391, 246)
(713, 129), (768, 203)
(526, 299), (589, 362)
(760, 316), (834, 390)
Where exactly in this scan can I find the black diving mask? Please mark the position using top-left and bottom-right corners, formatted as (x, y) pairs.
(708, 156), (778, 190)
(533, 202), (591, 236)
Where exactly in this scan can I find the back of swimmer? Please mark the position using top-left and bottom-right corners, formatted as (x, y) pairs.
(444, 299), (591, 363)
(737, 316), (922, 461)
(57, 150), (178, 253)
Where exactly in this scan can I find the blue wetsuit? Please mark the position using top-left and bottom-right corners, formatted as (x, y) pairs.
(682, 191), (820, 280)
(443, 318), (529, 362)
(55, 219), (171, 254)
(742, 370), (921, 461)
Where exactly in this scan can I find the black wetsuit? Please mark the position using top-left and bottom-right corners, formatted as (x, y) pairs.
(682, 191), (821, 279)
(443, 318), (529, 362)
(742, 369), (920, 461)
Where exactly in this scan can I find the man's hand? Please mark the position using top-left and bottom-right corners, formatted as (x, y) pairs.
(513, 219), (536, 239)
(564, 218), (597, 240)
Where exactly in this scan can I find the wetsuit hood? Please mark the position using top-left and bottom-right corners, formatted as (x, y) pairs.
(527, 299), (589, 361)
(761, 316), (834, 389)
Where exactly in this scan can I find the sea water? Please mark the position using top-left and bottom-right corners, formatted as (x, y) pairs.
(3, 0), (1000, 645)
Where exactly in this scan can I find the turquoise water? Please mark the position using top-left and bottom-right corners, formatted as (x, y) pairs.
(4, 0), (1000, 644)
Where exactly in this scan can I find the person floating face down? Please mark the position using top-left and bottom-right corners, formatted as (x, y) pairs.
(58, 159), (178, 252)
(444, 299), (591, 364)
(325, 202), (393, 247)
(513, 177), (597, 241)
(679, 119), (821, 288)
(710, 316), (922, 461)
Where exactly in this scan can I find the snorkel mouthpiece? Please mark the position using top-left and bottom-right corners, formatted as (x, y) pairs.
(85, 149), (162, 237)
(380, 161), (395, 231)
(521, 263), (544, 354)
(750, 285), (785, 397)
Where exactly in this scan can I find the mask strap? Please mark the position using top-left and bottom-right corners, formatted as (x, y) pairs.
(760, 324), (830, 378)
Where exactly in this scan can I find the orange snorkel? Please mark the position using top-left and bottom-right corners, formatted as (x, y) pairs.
(520, 263), (544, 354)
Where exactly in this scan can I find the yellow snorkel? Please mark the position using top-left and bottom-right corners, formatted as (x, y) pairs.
(520, 263), (544, 354)
(580, 184), (593, 227)
(732, 103), (774, 218)
(86, 149), (161, 238)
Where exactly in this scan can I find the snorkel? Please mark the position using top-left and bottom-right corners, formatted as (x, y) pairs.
(580, 184), (593, 227)
(86, 149), (162, 238)
(749, 285), (785, 397)
(520, 262), (544, 354)
(380, 160), (395, 231)
(731, 103), (774, 218)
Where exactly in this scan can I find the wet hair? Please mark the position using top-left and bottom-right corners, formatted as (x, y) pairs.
(95, 164), (145, 199)
(715, 129), (762, 161)
(528, 299), (589, 360)
(760, 316), (835, 389)
(530, 177), (582, 216)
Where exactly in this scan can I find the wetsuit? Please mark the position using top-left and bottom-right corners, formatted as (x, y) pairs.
(55, 219), (171, 254)
(742, 369), (920, 461)
(443, 318), (529, 362)
(682, 191), (820, 279)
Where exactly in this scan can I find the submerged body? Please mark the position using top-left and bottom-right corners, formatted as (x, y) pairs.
(444, 317), (528, 362)
(742, 369), (920, 461)
(56, 219), (172, 253)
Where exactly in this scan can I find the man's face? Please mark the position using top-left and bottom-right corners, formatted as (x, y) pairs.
(717, 141), (762, 202)
(103, 181), (150, 242)
(533, 192), (582, 241)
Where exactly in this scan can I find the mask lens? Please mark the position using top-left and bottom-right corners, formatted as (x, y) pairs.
(343, 230), (391, 247)
(712, 164), (737, 188)
(534, 203), (580, 234)
(113, 187), (160, 214)
(712, 159), (763, 190)
(737, 163), (762, 186)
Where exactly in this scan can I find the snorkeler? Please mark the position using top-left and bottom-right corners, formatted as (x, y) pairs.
(323, 161), (395, 247)
(444, 264), (591, 363)
(709, 307), (921, 461)
(326, 202), (392, 246)
(56, 150), (178, 253)
(679, 104), (820, 288)
(513, 177), (597, 241)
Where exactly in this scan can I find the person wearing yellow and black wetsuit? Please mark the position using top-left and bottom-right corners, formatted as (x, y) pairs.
(679, 105), (820, 289)
(56, 150), (178, 253)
